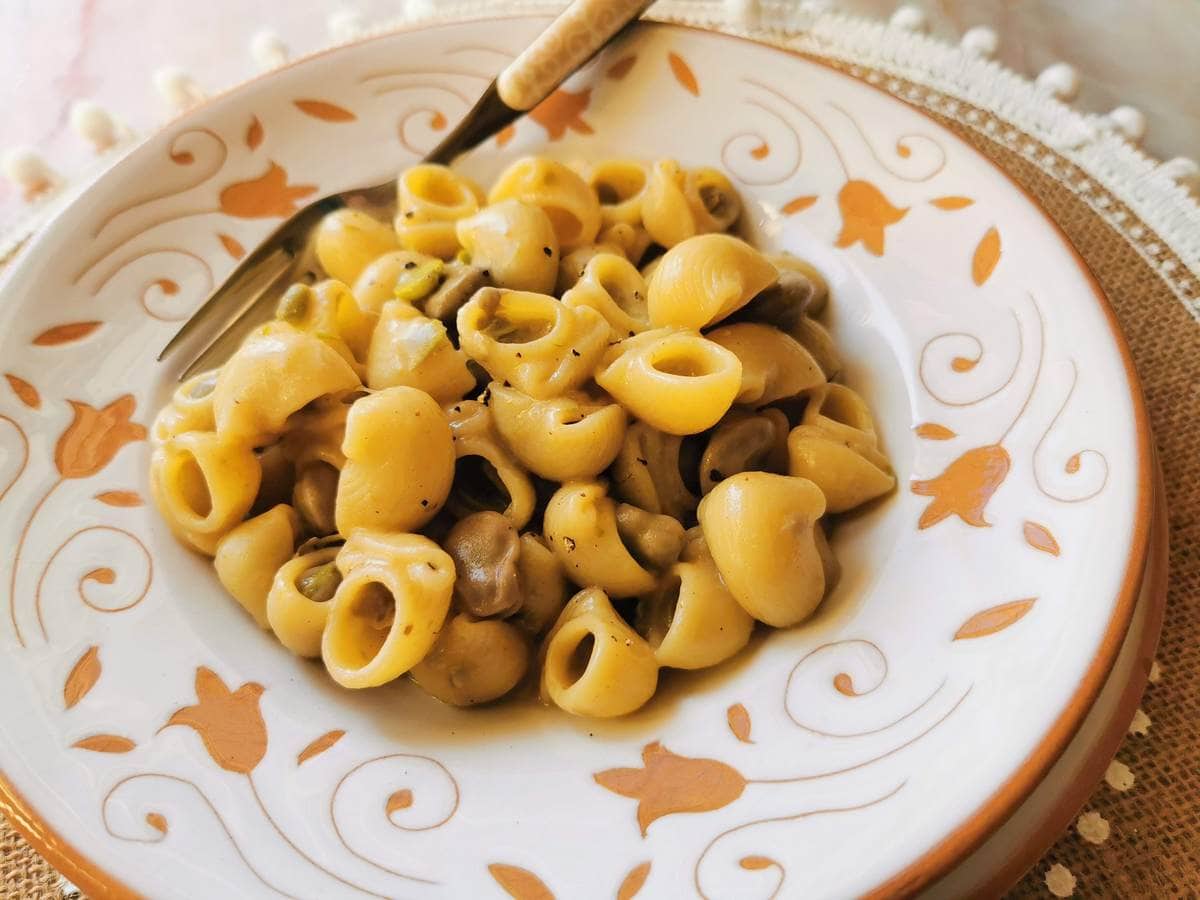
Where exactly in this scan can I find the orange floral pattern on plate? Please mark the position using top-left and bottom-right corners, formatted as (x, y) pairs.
(834, 180), (908, 256)
(63, 646), (101, 709)
(163, 667), (267, 775)
(595, 742), (747, 836)
(529, 88), (594, 140)
(911, 444), (1011, 529)
(954, 598), (1037, 640)
(219, 163), (317, 219)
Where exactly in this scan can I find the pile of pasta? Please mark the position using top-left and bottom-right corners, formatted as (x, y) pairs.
(150, 155), (895, 717)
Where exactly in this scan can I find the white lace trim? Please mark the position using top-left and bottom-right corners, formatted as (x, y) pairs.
(5, 0), (1198, 319)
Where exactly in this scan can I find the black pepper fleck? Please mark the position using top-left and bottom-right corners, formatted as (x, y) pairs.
(636, 457), (648, 465)
(563, 537), (576, 551)
(516, 352), (523, 358)
(709, 468), (724, 482)
(404, 261), (417, 269)
(426, 561), (437, 570)
(420, 499), (429, 507)
(571, 349), (581, 357)
(542, 246), (552, 257)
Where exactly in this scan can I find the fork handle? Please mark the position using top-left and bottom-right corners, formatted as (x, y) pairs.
(496, 0), (654, 111)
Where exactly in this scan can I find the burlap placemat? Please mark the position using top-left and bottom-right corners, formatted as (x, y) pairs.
(1, 41), (1196, 900)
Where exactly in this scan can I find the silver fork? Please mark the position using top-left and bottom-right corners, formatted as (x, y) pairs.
(160, 0), (654, 380)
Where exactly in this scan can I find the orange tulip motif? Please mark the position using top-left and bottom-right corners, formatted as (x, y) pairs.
(164, 667), (268, 775)
(594, 741), (746, 836)
(529, 88), (594, 141)
(219, 162), (317, 219)
(834, 180), (908, 256)
(54, 395), (146, 480)
(911, 444), (1011, 530)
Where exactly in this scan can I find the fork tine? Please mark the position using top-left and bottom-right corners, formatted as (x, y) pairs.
(176, 250), (296, 380)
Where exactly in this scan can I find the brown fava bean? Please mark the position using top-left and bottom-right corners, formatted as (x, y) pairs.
(736, 269), (815, 332)
(443, 511), (523, 617)
(615, 503), (686, 572)
(410, 613), (530, 706)
(700, 409), (790, 494)
(423, 262), (489, 323)
(293, 462), (339, 536)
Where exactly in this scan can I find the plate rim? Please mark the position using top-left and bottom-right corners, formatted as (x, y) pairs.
(0, 14), (1155, 899)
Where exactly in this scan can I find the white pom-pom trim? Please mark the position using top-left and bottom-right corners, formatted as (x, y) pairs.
(1160, 157), (1200, 191)
(327, 9), (365, 42)
(2, 147), (59, 200)
(69, 101), (120, 152)
(1035, 63), (1080, 101)
(405, 0), (438, 19)
(250, 29), (289, 71)
(724, 0), (761, 25)
(960, 26), (998, 58)
(152, 66), (205, 111)
(1106, 105), (1146, 144)
(889, 4), (927, 31)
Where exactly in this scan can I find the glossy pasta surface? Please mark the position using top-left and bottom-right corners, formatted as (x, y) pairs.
(149, 155), (893, 717)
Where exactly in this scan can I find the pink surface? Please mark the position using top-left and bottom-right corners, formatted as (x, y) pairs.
(1, 1), (1197, 233)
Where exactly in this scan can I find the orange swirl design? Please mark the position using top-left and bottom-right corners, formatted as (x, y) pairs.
(0, 415), (28, 507)
(693, 783), (906, 900)
(720, 99), (802, 186)
(1033, 360), (1110, 503)
(783, 640), (949, 738)
(102, 773), (301, 899)
(743, 78), (849, 179)
(328, 753), (461, 885)
(35, 524), (153, 641)
(398, 107), (453, 157)
(89, 246), (214, 321)
(91, 128), (228, 239)
(748, 686), (972, 785)
(827, 103), (947, 183)
(918, 307), (1023, 410)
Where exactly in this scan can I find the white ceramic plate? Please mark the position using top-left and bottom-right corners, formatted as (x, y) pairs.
(0, 16), (1152, 900)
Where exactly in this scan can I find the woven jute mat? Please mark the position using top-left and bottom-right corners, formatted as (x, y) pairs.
(1, 60), (1196, 900)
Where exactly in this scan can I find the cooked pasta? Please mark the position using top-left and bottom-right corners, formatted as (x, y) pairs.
(698, 472), (828, 627)
(489, 383), (627, 482)
(541, 588), (659, 717)
(365, 301), (475, 402)
(212, 322), (360, 447)
(149, 154), (893, 718)
(610, 421), (698, 520)
(636, 552), (754, 669)
(561, 252), (650, 337)
(315, 208), (401, 285)
(213, 504), (301, 628)
(150, 431), (262, 555)
(457, 287), (608, 399)
(335, 386), (455, 536)
(455, 199), (559, 294)
(488, 156), (601, 250)
(595, 328), (742, 434)
(395, 163), (484, 259)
